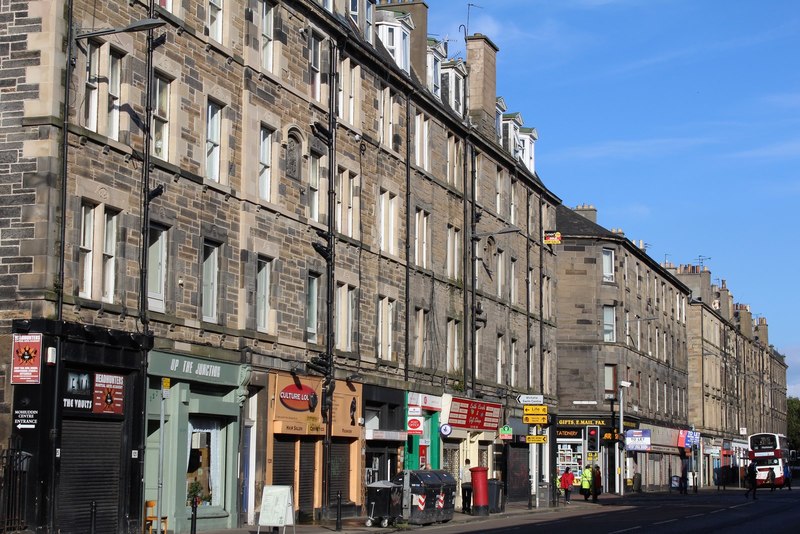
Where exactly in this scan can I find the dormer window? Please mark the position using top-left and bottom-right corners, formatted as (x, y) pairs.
(427, 39), (446, 99)
(379, 24), (410, 73)
(441, 61), (466, 117)
(350, 0), (359, 24)
(365, 1), (374, 44)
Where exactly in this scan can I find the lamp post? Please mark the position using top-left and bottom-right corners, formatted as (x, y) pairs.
(62, 10), (166, 534)
(618, 380), (631, 496)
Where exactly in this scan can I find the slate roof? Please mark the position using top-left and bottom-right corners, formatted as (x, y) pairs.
(555, 204), (619, 240)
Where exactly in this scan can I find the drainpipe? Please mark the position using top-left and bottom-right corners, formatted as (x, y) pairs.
(404, 90), (411, 383)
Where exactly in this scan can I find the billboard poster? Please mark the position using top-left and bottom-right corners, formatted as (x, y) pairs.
(11, 333), (42, 384)
(625, 429), (652, 451)
(93, 373), (125, 415)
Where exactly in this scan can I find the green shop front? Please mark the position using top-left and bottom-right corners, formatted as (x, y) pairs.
(144, 351), (251, 533)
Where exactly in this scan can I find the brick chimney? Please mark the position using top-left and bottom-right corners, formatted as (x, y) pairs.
(466, 33), (499, 138)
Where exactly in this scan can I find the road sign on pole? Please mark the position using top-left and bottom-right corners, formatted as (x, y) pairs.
(526, 435), (547, 444)
(523, 415), (548, 424)
(516, 394), (544, 405)
(523, 405), (548, 415)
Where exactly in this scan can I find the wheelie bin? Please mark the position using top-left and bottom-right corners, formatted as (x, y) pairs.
(487, 478), (504, 513)
(365, 480), (402, 527)
(391, 470), (442, 525)
(431, 470), (457, 523)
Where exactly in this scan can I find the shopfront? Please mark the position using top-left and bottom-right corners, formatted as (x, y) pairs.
(266, 372), (363, 521)
(364, 385), (406, 484)
(406, 392), (443, 470)
(144, 351), (251, 533)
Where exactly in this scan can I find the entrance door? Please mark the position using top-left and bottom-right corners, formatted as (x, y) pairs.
(56, 419), (123, 533)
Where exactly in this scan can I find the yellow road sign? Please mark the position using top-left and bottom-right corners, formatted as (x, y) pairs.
(526, 435), (547, 444)
(523, 405), (548, 415)
(523, 414), (548, 424)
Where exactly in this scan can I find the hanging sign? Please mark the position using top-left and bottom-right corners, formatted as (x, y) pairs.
(499, 425), (513, 440)
(407, 416), (424, 435)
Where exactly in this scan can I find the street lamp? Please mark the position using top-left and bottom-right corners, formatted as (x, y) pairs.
(618, 380), (632, 496)
(59, 12), (166, 534)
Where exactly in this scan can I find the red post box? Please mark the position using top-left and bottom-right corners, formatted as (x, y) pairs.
(470, 466), (489, 516)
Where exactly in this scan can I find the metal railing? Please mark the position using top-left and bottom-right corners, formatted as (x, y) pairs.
(0, 438), (30, 533)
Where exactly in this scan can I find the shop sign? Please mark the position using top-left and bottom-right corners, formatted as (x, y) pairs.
(279, 383), (317, 412)
(13, 409), (38, 430)
(407, 416), (424, 435)
(11, 333), (42, 385)
(557, 428), (581, 439)
(408, 392), (442, 412)
(448, 398), (501, 431)
(499, 425), (513, 440)
(625, 429), (651, 451)
(93, 373), (124, 415)
(439, 424), (453, 437)
(63, 370), (92, 411)
(543, 231), (562, 245)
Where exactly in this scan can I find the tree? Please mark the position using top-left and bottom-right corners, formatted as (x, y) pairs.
(787, 396), (800, 454)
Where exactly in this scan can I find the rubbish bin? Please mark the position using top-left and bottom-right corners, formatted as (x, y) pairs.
(431, 470), (456, 523)
(633, 472), (642, 493)
(487, 479), (504, 513)
(365, 480), (402, 528)
(392, 470), (442, 525)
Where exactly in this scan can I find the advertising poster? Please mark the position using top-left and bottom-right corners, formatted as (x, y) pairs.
(11, 333), (42, 384)
(93, 373), (125, 415)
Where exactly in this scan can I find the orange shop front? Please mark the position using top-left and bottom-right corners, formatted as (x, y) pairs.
(266, 372), (363, 521)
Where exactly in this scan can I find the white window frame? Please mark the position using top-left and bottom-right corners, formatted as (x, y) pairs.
(446, 318), (461, 373)
(336, 283), (356, 351)
(377, 296), (395, 361)
(79, 204), (94, 299)
(101, 210), (118, 303)
(603, 305), (616, 342)
(152, 73), (170, 160)
(446, 224), (461, 279)
(602, 248), (615, 282)
(148, 225), (167, 312)
(256, 256), (272, 333)
(309, 154), (321, 222)
(379, 189), (396, 254)
(258, 125), (273, 202)
(414, 307), (428, 367)
(510, 339), (517, 387)
(509, 180), (517, 225)
(208, 0), (224, 42)
(496, 334), (504, 384)
(414, 208), (429, 268)
(261, 0), (274, 72)
(106, 50), (122, 140)
(202, 241), (219, 323)
(496, 249), (505, 298)
(349, 0), (359, 24)
(310, 33), (322, 101)
(414, 113), (429, 170)
(306, 273), (319, 343)
(365, 0), (374, 44)
(510, 258), (517, 305)
(84, 41), (100, 132)
(206, 100), (222, 182)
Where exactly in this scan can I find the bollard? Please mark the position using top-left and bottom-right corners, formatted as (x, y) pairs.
(89, 500), (96, 534)
(191, 497), (198, 534)
(336, 490), (342, 531)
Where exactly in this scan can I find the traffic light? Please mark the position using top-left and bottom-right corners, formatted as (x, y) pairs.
(586, 425), (600, 452)
(307, 354), (331, 376)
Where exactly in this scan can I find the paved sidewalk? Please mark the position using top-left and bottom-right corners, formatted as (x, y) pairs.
(204, 494), (625, 534)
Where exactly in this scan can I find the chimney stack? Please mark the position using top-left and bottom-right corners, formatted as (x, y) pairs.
(466, 33), (499, 138)
(573, 204), (597, 223)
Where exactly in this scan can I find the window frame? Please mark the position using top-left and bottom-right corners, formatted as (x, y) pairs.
(106, 49), (122, 140)
(258, 125), (273, 202)
(603, 305), (616, 342)
(255, 256), (273, 333)
(152, 73), (171, 160)
(202, 241), (220, 323)
(208, 0), (224, 42)
(602, 248), (615, 282)
(261, 0), (274, 72)
(148, 224), (168, 312)
(205, 99), (222, 182)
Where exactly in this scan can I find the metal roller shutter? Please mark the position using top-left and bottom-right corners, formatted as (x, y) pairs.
(273, 436), (295, 487)
(298, 438), (316, 520)
(507, 444), (530, 501)
(329, 439), (351, 502)
(56, 419), (123, 534)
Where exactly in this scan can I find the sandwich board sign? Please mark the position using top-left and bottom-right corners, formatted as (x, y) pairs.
(257, 485), (295, 534)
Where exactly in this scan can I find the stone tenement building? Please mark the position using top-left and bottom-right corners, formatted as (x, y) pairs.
(554, 204), (692, 493)
(670, 263), (788, 482)
(0, 0), (559, 531)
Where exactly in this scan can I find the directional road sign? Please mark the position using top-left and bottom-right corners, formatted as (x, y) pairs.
(516, 394), (544, 405)
(523, 414), (548, 424)
(526, 435), (547, 444)
(523, 405), (548, 415)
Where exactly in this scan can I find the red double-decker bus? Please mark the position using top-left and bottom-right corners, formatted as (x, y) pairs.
(748, 433), (789, 487)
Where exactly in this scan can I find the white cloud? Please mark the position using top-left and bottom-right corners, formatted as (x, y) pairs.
(731, 140), (800, 159)
(762, 93), (800, 109)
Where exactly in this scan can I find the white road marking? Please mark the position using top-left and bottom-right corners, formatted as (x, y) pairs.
(608, 527), (642, 533)
(685, 513), (705, 518)
(653, 519), (677, 525)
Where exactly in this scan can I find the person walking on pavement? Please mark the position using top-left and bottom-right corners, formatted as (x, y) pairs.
(783, 463), (792, 490)
(592, 465), (602, 502)
(560, 467), (575, 503)
(460, 458), (473, 514)
(744, 461), (758, 499)
(581, 465), (593, 501)
(767, 466), (776, 491)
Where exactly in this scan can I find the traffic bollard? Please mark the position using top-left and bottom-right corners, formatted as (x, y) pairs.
(89, 500), (96, 534)
(336, 490), (342, 531)
(191, 497), (198, 534)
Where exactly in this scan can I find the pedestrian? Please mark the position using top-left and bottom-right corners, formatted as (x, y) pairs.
(680, 459), (689, 495)
(581, 465), (593, 501)
(560, 467), (575, 503)
(744, 461), (758, 500)
(460, 458), (472, 514)
(592, 465), (602, 503)
(783, 463), (792, 490)
(767, 466), (776, 491)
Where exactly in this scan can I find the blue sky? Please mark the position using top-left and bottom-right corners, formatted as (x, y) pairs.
(428, 0), (800, 397)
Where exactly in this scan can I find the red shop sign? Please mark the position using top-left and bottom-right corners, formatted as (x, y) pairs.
(448, 398), (502, 431)
(279, 383), (317, 412)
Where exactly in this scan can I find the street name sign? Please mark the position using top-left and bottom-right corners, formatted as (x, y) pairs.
(516, 394), (544, 404)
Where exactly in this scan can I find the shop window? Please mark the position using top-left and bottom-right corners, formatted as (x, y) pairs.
(187, 418), (225, 507)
